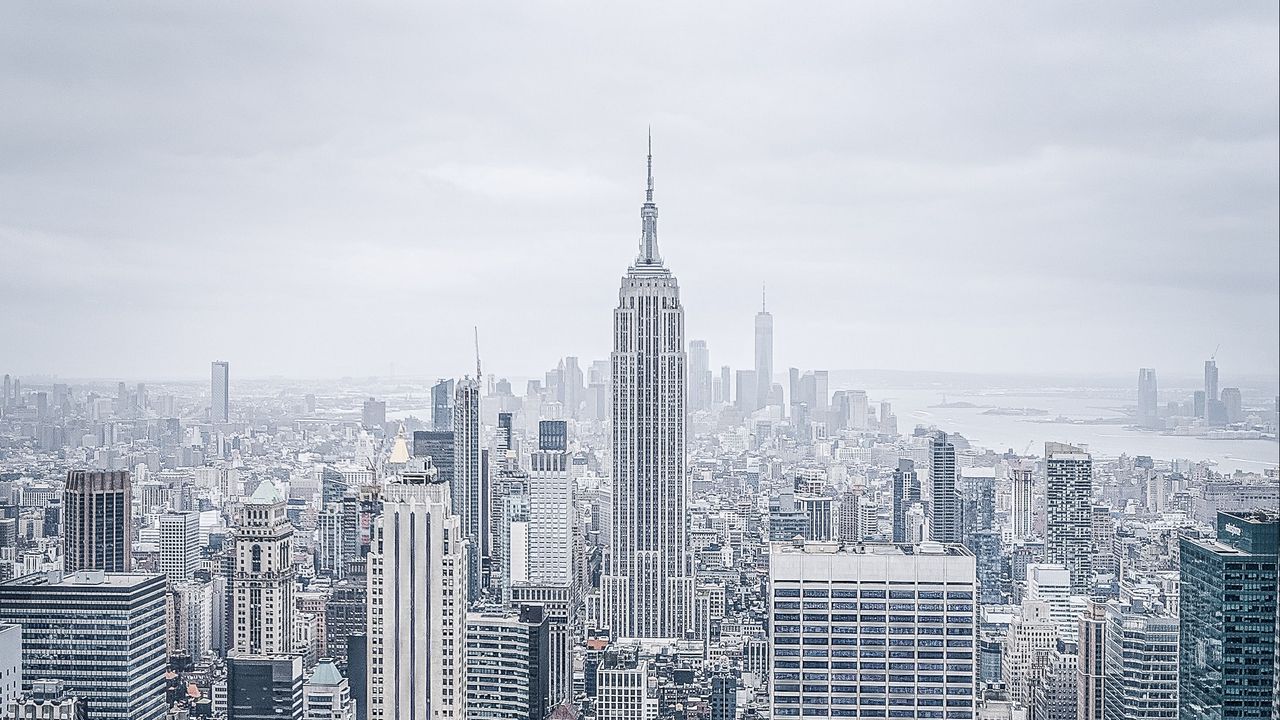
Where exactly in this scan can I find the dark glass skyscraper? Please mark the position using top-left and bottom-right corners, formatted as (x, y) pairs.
(891, 458), (920, 544)
(1179, 510), (1279, 720)
(928, 432), (959, 544)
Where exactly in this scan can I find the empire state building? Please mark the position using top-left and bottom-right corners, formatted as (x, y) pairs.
(603, 136), (692, 639)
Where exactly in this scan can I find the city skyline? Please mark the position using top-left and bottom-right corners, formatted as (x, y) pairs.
(2, 3), (1276, 379)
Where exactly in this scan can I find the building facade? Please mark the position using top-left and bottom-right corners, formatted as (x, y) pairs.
(605, 140), (690, 639)
(63, 469), (132, 573)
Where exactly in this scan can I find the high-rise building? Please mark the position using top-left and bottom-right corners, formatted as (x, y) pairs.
(4, 678), (87, 720)
(595, 643), (657, 719)
(303, 659), (356, 720)
(929, 432), (960, 544)
(366, 458), (467, 720)
(1078, 600), (1108, 720)
(1011, 459), (1035, 541)
(754, 288), (773, 411)
(1221, 387), (1243, 424)
(0, 571), (168, 720)
(227, 654), (303, 720)
(891, 459), (920, 544)
(211, 360), (230, 423)
(604, 138), (690, 640)
(1179, 510), (1279, 720)
(1026, 564), (1077, 642)
(1003, 600), (1059, 706)
(689, 340), (711, 411)
(63, 469), (132, 573)
(768, 540), (978, 716)
(361, 398), (386, 429)
(1138, 368), (1159, 428)
(1045, 442), (1094, 594)
(528, 420), (574, 586)
(510, 584), (577, 708)
(453, 377), (483, 601)
(432, 379), (455, 431)
(159, 510), (200, 584)
(1101, 599), (1178, 720)
(1204, 359), (1219, 411)
(1193, 390), (1207, 418)
(0, 623), (20, 708)
(735, 370), (757, 413)
(232, 479), (294, 655)
(463, 605), (550, 720)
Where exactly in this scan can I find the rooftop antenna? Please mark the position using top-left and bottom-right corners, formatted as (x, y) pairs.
(762, 283), (767, 313)
(474, 326), (482, 379)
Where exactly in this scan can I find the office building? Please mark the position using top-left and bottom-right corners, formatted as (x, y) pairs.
(366, 458), (467, 720)
(1045, 442), (1094, 594)
(1204, 359), (1219, 412)
(303, 659), (356, 720)
(432, 378), (455, 431)
(1011, 459), (1035, 541)
(1221, 387), (1243, 424)
(227, 654), (303, 720)
(604, 139), (691, 639)
(689, 339), (711, 411)
(212, 360), (230, 423)
(159, 510), (200, 584)
(1003, 600), (1058, 706)
(755, 288), (773, 410)
(892, 459), (920, 544)
(1026, 564), (1077, 643)
(929, 432), (960, 544)
(1078, 600), (1107, 720)
(510, 584), (577, 708)
(1138, 368), (1159, 428)
(595, 643), (657, 720)
(0, 623), (18, 708)
(1101, 599), (1178, 720)
(528, 421), (574, 585)
(768, 539), (978, 718)
(63, 469), (132, 573)
(463, 605), (550, 720)
(453, 377), (483, 601)
(735, 370), (758, 413)
(232, 479), (294, 655)
(361, 398), (386, 429)
(0, 571), (167, 720)
(1179, 510), (1279, 720)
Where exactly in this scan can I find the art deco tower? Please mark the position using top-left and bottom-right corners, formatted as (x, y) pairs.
(604, 136), (691, 639)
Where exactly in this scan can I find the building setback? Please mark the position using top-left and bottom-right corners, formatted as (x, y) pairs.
(63, 469), (132, 573)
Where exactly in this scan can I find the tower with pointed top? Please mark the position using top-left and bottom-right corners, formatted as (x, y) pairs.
(754, 285), (773, 411)
(603, 136), (691, 639)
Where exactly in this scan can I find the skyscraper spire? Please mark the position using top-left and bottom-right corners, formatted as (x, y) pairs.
(762, 283), (767, 312)
(474, 326), (482, 379)
(637, 129), (662, 266)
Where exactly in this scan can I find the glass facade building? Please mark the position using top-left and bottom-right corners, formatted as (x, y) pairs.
(1179, 510), (1279, 720)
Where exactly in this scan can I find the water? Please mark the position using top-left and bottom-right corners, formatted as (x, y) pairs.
(878, 387), (1278, 474)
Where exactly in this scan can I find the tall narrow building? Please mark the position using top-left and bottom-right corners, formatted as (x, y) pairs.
(754, 287), (773, 411)
(891, 458), (920, 544)
(928, 432), (960, 544)
(211, 360), (230, 423)
(1045, 442), (1094, 594)
(64, 469), (132, 573)
(604, 136), (690, 639)
(366, 458), (467, 720)
(232, 479), (294, 655)
(1204, 358), (1219, 408)
(452, 377), (483, 600)
(688, 340), (711, 411)
(1137, 368), (1159, 429)
(1011, 459), (1035, 540)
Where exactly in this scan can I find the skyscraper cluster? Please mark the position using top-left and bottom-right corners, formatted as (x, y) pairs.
(0, 138), (1275, 720)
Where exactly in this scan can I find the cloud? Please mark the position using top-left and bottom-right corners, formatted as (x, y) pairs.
(0, 1), (1276, 381)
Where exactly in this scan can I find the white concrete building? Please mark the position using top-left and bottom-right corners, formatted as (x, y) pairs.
(366, 459), (467, 720)
(232, 479), (294, 655)
(767, 540), (978, 718)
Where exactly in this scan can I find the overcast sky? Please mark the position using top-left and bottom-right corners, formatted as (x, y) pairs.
(2, 2), (1277, 382)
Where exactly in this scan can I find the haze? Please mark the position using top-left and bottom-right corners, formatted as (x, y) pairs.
(1, 2), (1277, 380)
